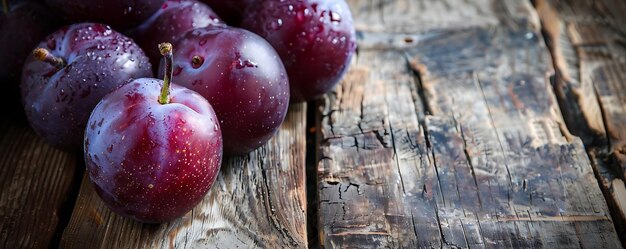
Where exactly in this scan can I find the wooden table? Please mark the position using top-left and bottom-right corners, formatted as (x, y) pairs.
(1, 0), (625, 248)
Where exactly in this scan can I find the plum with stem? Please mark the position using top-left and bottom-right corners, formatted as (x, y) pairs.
(127, 0), (224, 71)
(21, 23), (152, 150)
(85, 43), (223, 223)
(161, 26), (289, 155)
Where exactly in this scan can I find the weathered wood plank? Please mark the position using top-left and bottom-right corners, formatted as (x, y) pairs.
(60, 104), (307, 248)
(409, 25), (621, 247)
(0, 117), (79, 249)
(317, 50), (435, 248)
(317, 0), (622, 247)
(536, 0), (626, 243)
(346, 0), (539, 49)
(425, 116), (619, 248)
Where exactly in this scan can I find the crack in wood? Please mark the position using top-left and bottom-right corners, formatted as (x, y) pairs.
(536, 0), (626, 245)
(312, 0), (625, 248)
(457, 120), (484, 210)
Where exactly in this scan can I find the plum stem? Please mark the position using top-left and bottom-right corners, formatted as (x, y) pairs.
(191, 56), (203, 68)
(158, 42), (173, 105)
(33, 48), (65, 69)
(2, 0), (7, 14)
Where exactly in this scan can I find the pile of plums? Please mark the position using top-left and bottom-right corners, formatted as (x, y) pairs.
(2, 0), (355, 223)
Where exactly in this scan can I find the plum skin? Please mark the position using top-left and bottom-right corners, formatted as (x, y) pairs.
(161, 26), (290, 155)
(21, 23), (153, 150)
(44, 0), (164, 30)
(85, 79), (223, 223)
(242, 0), (357, 102)
(127, 0), (224, 71)
(198, 0), (253, 25)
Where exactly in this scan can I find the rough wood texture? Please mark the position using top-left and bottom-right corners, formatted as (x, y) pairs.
(316, 0), (622, 247)
(537, 0), (626, 243)
(0, 118), (78, 249)
(317, 50), (433, 248)
(411, 26), (620, 248)
(346, 0), (543, 33)
(346, 0), (539, 39)
(60, 104), (307, 249)
(537, 0), (626, 174)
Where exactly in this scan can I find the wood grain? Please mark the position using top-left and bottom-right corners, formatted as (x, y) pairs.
(346, 0), (539, 40)
(411, 25), (621, 248)
(0, 118), (78, 249)
(316, 0), (622, 247)
(60, 103), (308, 249)
(317, 50), (433, 248)
(537, 0), (626, 244)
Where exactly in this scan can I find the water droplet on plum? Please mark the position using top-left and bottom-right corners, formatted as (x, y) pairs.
(330, 11), (341, 22)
